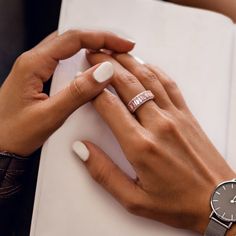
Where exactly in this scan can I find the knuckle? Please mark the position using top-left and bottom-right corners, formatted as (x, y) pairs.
(159, 117), (177, 133)
(92, 169), (107, 186)
(116, 71), (138, 85)
(136, 134), (157, 154)
(140, 69), (157, 82)
(164, 78), (178, 90)
(64, 29), (80, 39)
(15, 51), (35, 71)
(103, 30), (115, 38)
(91, 164), (114, 186)
(95, 91), (118, 108)
(124, 198), (144, 214)
(71, 80), (84, 97)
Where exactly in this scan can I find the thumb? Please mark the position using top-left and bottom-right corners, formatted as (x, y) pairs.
(45, 61), (114, 123)
(72, 141), (146, 214)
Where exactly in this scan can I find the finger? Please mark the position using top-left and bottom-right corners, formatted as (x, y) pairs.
(146, 64), (188, 110)
(43, 30), (136, 60)
(72, 141), (146, 214)
(113, 54), (174, 110)
(13, 30), (135, 82)
(34, 31), (58, 49)
(93, 89), (143, 148)
(87, 52), (159, 126)
(43, 61), (114, 126)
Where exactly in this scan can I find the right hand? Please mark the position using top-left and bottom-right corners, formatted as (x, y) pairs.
(73, 52), (236, 235)
(0, 30), (135, 156)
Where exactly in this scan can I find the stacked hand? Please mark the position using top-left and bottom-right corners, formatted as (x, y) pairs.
(73, 51), (236, 235)
(0, 30), (134, 156)
(0, 29), (235, 235)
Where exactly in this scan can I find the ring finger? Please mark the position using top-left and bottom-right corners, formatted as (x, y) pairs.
(113, 53), (174, 110)
(86, 52), (160, 125)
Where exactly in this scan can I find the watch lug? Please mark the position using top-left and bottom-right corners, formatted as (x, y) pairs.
(210, 212), (233, 229)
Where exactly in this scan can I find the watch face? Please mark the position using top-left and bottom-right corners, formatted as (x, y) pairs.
(211, 180), (236, 222)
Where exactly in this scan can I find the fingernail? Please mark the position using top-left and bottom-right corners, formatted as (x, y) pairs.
(126, 38), (136, 44)
(133, 56), (145, 64)
(60, 27), (69, 34)
(86, 49), (98, 54)
(72, 141), (89, 162)
(100, 49), (113, 55)
(103, 88), (110, 92)
(75, 71), (82, 77)
(93, 61), (114, 83)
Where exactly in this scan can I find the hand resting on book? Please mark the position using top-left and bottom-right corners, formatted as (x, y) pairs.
(0, 30), (134, 156)
(73, 51), (236, 235)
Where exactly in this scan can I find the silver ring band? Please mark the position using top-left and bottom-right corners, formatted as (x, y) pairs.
(127, 90), (155, 113)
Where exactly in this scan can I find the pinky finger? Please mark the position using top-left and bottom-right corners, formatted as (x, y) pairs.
(72, 141), (147, 215)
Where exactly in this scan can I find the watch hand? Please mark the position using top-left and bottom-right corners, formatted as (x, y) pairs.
(230, 195), (236, 203)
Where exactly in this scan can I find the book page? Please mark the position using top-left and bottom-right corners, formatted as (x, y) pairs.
(31, 0), (234, 235)
(227, 27), (236, 170)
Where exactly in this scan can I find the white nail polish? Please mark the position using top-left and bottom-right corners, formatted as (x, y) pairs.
(75, 71), (82, 77)
(93, 61), (114, 83)
(103, 88), (110, 92)
(100, 49), (113, 55)
(60, 27), (69, 34)
(126, 38), (136, 44)
(86, 49), (98, 53)
(133, 56), (145, 64)
(72, 141), (89, 162)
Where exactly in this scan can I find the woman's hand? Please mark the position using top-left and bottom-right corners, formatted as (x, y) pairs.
(0, 30), (135, 156)
(73, 52), (236, 234)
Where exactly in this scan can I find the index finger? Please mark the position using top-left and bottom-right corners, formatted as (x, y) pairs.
(34, 31), (58, 49)
(37, 29), (135, 61)
(13, 30), (135, 81)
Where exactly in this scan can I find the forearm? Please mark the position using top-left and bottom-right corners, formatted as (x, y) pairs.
(169, 0), (236, 22)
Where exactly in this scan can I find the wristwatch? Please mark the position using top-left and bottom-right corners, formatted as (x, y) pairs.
(204, 179), (236, 236)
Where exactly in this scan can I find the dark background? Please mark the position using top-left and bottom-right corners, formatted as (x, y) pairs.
(0, 0), (61, 83)
(0, 1), (61, 235)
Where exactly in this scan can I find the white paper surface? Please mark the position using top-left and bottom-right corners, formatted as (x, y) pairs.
(227, 27), (236, 169)
(31, 0), (235, 235)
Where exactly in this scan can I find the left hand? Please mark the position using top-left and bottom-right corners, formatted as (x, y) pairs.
(0, 30), (135, 156)
(73, 51), (236, 234)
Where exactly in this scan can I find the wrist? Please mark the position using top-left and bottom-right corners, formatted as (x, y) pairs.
(0, 132), (34, 157)
(196, 173), (236, 235)
(194, 185), (214, 234)
(227, 225), (236, 236)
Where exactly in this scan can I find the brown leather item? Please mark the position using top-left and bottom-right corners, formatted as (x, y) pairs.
(0, 152), (29, 197)
(0, 152), (30, 235)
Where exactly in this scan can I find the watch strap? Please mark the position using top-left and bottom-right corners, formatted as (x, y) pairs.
(204, 218), (228, 236)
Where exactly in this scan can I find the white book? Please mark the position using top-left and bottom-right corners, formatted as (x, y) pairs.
(227, 26), (236, 170)
(30, 0), (236, 235)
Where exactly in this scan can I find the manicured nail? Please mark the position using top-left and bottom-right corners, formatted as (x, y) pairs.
(133, 56), (145, 64)
(86, 49), (98, 53)
(93, 61), (114, 83)
(100, 49), (113, 55)
(75, 71), (82, 77)
(103, 88), (110, 92)
(126, 38), (136, 44)
(72, 141), (89, 162)
(60, 28), (69, 34)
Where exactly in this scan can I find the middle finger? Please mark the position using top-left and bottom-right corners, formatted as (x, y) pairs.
(87, 52), (160, 126)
